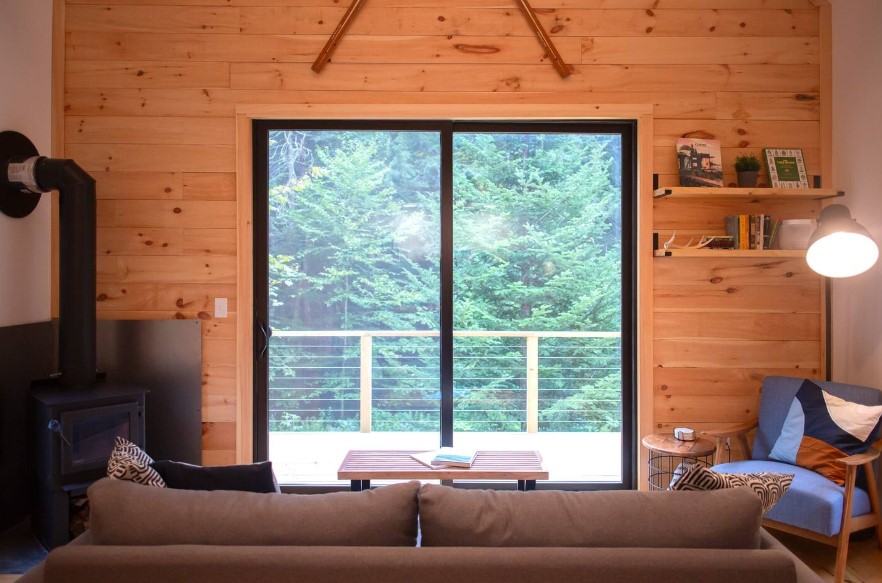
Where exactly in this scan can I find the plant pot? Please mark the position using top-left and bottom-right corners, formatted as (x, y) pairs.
(736, 170), (759, 188)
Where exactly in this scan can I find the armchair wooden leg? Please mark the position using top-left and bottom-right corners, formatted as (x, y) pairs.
(862, 461), (882, 548)
(833, 465), (858, 583)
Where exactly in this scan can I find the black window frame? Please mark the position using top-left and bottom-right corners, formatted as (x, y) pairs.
(252, 118), (637, 491)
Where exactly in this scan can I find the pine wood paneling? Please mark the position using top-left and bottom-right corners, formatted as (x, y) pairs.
(715, 92), (821, 121)
(102, 200), (237, 229)
(229, 63), (819, 93)
(97, 256), (237, 283)
(97, 227), (183, 255)
(183, 173), (237, 201)
(67, 143), (236, 173)
(184, 229), (237, 256)
(95, 283), (237, 312)
(65, 0), (820, 8)
(653, 256), (819, 286)
(95, 171), (183, 199)
(62, 0), (828, 468)
(63, 87), (716, 118)
(654, 284), (820, 312)
(654, 312), (821, 340)
(66, 60), (231, 88)
(582, 37), (820, 65)
(66, 116), (235, 145)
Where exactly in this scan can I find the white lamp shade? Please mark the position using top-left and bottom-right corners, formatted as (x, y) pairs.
(805, 204), (879, 278)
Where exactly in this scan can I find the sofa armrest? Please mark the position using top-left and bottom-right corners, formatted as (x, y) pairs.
(760, 529), (825, 583)
(42, 545), (797, 583)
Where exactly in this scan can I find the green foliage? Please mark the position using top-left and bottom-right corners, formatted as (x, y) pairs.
(266, 129), (624, 434)
(734, 153), (761, 172)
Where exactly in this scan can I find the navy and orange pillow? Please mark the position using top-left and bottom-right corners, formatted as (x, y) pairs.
(769, 380), (882, 485)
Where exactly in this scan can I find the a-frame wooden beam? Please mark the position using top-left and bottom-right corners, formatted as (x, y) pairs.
(311, 0), (573, 78)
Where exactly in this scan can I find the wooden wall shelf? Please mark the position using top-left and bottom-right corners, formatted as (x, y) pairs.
(653, 187), (843, 201)
(653, 248), (806, 258)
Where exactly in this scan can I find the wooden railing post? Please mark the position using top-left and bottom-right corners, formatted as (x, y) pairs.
(360, 334), (372, 432)
(526, 335), (539, 433)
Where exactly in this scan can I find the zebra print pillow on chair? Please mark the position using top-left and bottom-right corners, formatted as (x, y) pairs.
(670, 463), (793, 513)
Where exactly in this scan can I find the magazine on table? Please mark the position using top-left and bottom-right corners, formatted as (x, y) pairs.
(410, 447), (478, 469)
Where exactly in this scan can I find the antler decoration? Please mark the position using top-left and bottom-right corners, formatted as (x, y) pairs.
(663, 232), (721, 250)
(312, 0), (573, 78)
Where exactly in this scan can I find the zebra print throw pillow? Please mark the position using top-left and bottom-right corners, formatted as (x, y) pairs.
(106, 436), (167, 488)
(670, 463), (792, 513)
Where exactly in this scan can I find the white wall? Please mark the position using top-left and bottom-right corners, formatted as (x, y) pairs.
(830, 0), (882, 386)
(0, 0), (53, 327)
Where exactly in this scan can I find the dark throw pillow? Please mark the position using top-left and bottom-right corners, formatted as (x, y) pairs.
(150, 460), (280, 493)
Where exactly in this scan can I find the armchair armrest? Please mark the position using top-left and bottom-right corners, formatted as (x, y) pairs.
(837, 446), (880, 467)
(702, 420), (758, 465)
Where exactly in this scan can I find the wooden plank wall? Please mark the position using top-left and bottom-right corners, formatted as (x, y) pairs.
(61, 0), (826, 466)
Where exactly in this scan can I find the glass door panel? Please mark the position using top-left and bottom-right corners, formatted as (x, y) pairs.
(265, 128), (442, 483)
(451, 130), (624, 483)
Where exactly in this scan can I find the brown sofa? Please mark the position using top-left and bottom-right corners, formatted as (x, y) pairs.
(19, 478), (823, 583)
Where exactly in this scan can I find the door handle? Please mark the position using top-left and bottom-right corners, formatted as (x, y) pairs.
(256, 319), (272, 361)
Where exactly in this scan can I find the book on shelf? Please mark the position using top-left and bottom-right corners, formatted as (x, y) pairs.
(676, 138), (724, 187)
(763, 148), (810, 188)
(410, 448), (478, 469)
(724, 215), (781, 250)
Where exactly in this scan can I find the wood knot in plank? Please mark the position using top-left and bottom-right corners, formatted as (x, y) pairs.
(710, 276), (723, 284)
(453, 44), (501, 54)
(96, 293), (108, 302)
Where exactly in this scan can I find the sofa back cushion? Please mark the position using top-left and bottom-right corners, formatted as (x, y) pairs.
(418, 484), (762, 549)
(88, 478), (419, 546)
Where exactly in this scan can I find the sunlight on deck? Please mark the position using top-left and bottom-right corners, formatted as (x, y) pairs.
(269, 431), (622, 485)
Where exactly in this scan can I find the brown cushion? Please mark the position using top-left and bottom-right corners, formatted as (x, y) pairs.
(418, 484), (762, 549)
(88, 477), (419, 546)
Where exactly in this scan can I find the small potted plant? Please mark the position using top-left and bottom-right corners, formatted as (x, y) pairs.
(734, 154), (761, 188)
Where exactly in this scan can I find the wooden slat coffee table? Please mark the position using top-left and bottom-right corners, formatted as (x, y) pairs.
(338, 450), (548, 491)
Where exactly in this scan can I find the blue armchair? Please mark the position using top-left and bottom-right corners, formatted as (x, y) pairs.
(704, 376), (882, 583)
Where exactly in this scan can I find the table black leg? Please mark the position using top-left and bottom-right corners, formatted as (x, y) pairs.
(517, 480), (537, 491)
(351, 479), (370, 491)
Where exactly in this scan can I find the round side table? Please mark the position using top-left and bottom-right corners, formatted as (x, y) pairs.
(642, 433), (716, 491)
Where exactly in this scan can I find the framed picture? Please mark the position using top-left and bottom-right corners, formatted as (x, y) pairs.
(763, 148), (809, 188)
(676, 138), (724, 187)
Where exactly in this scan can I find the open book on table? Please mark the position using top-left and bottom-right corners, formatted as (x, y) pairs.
(410, 448), (478, 469)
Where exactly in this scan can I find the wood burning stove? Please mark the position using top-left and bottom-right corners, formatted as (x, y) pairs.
(2, 131), (149, 549)
(30, 382), (146, 549)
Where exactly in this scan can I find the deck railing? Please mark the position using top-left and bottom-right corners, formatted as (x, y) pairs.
(269, 330), (622, 434)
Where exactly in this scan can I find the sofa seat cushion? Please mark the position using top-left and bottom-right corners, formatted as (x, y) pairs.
(39, 545), (798, 583)
(418, 483), (762, 549)
(713, 460), (873, 537)
(88, 478), (419, 546)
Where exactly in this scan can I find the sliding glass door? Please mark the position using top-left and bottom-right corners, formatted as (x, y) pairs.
(253, 120), (635, 489)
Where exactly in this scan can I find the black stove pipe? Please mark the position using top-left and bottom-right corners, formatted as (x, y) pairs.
(34, 158), (97, 387)
(1, 132), (97, 388)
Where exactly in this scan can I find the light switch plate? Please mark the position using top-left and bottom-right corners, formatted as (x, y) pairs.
(215, 297), (228, 318)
